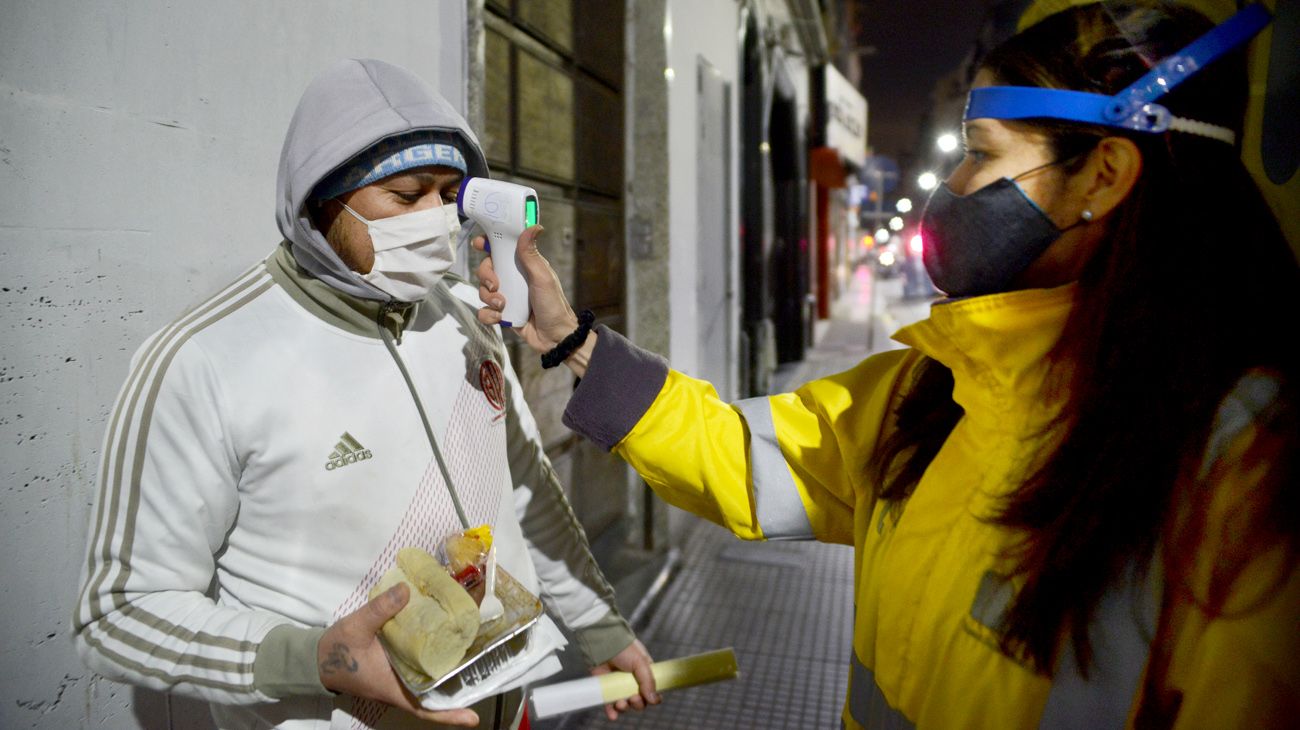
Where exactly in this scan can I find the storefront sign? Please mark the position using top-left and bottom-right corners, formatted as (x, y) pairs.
(824, 65), (868, 168)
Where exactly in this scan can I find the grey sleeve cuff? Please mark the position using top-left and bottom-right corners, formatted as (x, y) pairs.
(573, 610), (637, 667)
(562, 325), (669, 450)
(253, 625), (332, 699)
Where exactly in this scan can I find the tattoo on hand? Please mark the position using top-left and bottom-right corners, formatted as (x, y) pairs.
(320, 642), (359, 674)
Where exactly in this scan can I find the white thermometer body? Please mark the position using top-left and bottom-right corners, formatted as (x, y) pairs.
(457, 177), (538, 327)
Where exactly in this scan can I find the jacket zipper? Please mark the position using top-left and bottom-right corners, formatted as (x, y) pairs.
(379, 304), (506, 729)
(377, 301), (470, 529)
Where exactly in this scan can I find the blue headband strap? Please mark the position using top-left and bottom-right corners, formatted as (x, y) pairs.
(1119, 3), (1271, 106)
(967, 86), (1162, 128)
(965, 4), (1271, 135)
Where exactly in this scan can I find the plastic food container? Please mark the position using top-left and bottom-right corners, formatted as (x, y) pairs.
(382, 565), (543, 696)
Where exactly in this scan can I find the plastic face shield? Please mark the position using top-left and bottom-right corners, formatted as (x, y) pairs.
(964, 4), (1272, 144)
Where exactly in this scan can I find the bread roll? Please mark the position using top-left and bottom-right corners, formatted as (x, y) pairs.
(370, 547), (481, 680)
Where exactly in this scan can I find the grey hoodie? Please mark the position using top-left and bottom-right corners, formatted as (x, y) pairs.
(275, 58), (489, 300)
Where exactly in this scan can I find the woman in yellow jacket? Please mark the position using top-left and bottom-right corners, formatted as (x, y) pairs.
(477, 3), (1298, 727)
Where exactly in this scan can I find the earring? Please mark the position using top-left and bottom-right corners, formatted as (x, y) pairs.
(1081, 209), (1094, 222)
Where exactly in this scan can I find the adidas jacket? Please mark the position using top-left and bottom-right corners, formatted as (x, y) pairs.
(73, 246), (633, 730)
(74, 58), (635, 730)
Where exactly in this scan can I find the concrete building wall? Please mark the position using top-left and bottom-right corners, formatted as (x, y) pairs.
(624, 0), (671, 363)
(0, 2), (467, 727)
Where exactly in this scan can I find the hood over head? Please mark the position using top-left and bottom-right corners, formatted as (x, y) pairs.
(275, 58), (489, 300)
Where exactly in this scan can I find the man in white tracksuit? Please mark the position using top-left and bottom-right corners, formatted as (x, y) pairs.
(73, 58), (657, 730)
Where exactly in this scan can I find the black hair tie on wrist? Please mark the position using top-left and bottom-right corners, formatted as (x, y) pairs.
(541, 310), (596, 369)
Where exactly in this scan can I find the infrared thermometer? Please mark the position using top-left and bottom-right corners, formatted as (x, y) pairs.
(458, 178), (539, 327)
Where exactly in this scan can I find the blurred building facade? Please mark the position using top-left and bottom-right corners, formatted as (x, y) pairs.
(469, 0), (868, 557)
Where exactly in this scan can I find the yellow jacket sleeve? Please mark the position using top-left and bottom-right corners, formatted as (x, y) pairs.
(564, 327), (919, 544)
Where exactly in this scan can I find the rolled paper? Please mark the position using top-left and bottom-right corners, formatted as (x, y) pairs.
(529, 648), (739, 719)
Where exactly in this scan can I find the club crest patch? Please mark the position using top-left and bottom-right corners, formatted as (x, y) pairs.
(480, 360), (506, 414)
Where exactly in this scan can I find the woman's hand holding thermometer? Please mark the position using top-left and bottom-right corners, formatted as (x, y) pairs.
(471, 194), (595, 377)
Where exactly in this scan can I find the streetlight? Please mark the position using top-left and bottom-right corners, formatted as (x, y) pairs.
(936, 133), (959, 153)
(895, 197), (913, 213)
(889, 216), (904, 231)
(917, 171), (939, 191)
(875, 228), (890, 243)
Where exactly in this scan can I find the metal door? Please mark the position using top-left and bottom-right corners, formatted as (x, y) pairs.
(696, 57), (733, 399)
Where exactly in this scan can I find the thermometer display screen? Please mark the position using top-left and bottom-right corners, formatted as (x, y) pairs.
(525, 198), (538, 227)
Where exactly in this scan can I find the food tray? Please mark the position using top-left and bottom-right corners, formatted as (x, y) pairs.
(382, 565), (543, 696)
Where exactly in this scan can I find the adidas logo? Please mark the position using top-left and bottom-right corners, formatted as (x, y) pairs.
(325, 432), (373, 471)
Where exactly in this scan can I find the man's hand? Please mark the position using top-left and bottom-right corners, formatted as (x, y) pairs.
(590, 639), (661, 721)
(317, 583), (479, 727)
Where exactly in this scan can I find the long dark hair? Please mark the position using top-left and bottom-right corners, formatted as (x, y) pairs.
(869, 1), (1299, 675)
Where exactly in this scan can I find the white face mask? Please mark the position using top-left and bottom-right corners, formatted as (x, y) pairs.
(340, 202), (460, 302)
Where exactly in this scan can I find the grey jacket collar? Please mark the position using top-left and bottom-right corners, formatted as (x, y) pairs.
(266, 243), (416, 340)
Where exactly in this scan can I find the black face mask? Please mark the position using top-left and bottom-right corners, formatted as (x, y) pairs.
(919, 162), (1074, 298)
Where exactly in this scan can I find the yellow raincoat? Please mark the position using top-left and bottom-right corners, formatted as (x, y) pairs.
(581, 284), (1297, 728)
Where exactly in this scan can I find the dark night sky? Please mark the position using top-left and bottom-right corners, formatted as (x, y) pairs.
(856, 1), (991, 164)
